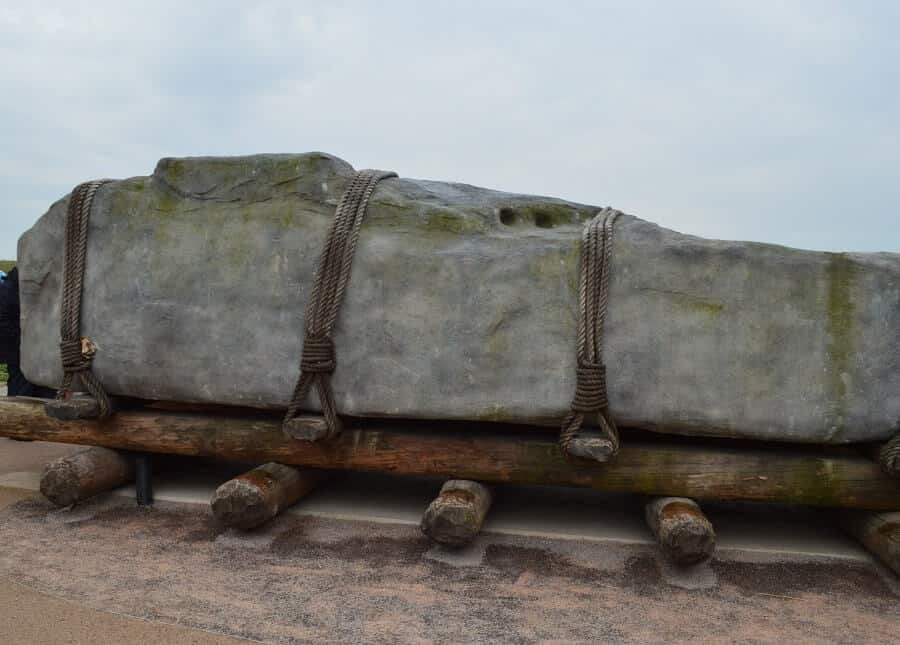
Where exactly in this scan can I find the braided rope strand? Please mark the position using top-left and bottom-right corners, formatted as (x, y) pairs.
(57, 179), (114, 418)
(880, 433), (900, 478)
(560, 208), (621, 457)
(283, 169), (397, 439)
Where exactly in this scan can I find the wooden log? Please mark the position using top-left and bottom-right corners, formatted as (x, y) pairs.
(645, 496), (716, 565)
(3, 398), (900, 510)
(210, 462), (321, 530)
(839, 511), (900, 577)
(421, 480), (493, 547)
(40, 446), (134, 507)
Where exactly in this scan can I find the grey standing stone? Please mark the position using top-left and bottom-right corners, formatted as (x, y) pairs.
(16, 153), (900, 443)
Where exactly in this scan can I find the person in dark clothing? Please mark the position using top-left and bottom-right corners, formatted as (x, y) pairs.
(0, 267), (56, 397)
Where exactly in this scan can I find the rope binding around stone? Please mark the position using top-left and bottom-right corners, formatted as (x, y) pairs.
(282, 168), (397, 440)
(558, 207), (622, 461)
(880, 433), (900, 478)
(46, 169), (620, 456)
(55, 179), (115, 418)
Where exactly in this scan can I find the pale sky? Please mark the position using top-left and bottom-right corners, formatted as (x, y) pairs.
(2, 1), (898, 260)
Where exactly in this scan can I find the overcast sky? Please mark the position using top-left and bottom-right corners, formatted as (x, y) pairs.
(1, 1), (898, 260)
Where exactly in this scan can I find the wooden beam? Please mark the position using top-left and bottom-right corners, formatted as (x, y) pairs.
(2, 397), (899, 510)
(210, 462), (321, 530)
(645, 497), (715, 565)
(839, 511), (900, 577)
(421, 480), (493, 546)
(40, 446), (134, 507)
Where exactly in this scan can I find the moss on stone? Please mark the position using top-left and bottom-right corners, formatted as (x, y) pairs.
(528, 241), (581, 299)
(675, 296), (724, 318)
(825, 252), (856, 439)
(475, 404), (512, 423)
(423, 208), (489, 235)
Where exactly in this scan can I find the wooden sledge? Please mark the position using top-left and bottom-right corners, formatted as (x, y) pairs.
(3, 396), (899, 572)
(2, 397), (898, 510)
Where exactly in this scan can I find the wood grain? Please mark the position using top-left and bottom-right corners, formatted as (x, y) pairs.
(3, 398), (899, 510)
(421, 480), (493, 546)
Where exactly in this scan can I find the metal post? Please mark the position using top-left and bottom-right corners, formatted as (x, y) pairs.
(135, 454), (153, 506)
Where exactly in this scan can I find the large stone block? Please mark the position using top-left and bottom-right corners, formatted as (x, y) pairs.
(17, 153), (900, 443)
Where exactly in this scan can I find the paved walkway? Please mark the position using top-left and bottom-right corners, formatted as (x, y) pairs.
(0, 488), (245, 644)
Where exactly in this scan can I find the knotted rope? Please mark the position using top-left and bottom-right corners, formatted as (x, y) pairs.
(559, 208), (621, 457)
(283, 169), (397, 439)
(57, 179), (114, 417)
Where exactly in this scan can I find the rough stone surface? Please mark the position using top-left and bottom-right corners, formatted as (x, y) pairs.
(17, 153), (900, 443)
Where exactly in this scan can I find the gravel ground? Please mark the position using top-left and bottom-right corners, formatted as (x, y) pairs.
(0, 488), (245, 644)
(0, 492), (896, 644)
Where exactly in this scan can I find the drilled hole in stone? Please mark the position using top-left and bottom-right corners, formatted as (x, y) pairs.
(499, 208), (518, 226)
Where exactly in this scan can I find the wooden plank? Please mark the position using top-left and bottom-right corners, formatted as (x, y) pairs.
(421, 480), (493, 547)
(40, 446), (133, 507)
(1, 397), (899, 510)
(839, 511), (900, 577)
(211, 463), (321, 530)
(645, 497), (715, 565)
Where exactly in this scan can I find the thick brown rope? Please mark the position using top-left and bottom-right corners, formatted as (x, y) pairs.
(880, 433), (900, 478)
(283, 169), (397, 439)
(57, 179), (114, 417)
(560, 208), (621, 457)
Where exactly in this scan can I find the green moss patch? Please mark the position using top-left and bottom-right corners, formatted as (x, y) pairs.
(825, 252), (857, 438)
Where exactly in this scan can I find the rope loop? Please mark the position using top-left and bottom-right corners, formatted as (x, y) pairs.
(283, 168), (397, 439)
(559, 208), (622, 457)
(56, 179), (114, 418)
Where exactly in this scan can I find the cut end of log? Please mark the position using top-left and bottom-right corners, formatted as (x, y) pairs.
(39, 447), (134, 507)
(566, 433), (617, 463)
(210, 479), (273, 530)
(39, 460), (80, 507)
(645, 497), (716, 566)
(210, 462), (320, 530)
(421, 480), (493, 547)
(44, 396), (102, 421)
(283, 415), (332, 442)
